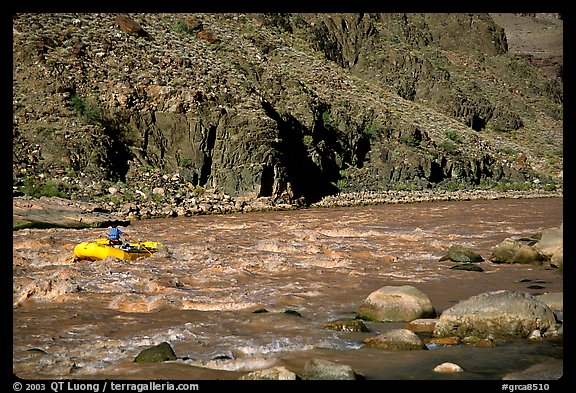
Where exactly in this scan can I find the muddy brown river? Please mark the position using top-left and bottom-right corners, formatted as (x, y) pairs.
(13, 197), (563, 381)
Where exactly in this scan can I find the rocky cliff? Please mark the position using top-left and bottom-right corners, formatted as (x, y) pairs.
(13, 13), (563, 213)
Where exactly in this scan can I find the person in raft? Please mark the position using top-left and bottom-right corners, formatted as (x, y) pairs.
(107, 221), (125, 246)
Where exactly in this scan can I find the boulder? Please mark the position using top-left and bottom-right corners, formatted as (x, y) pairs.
(433, 290), (557, 339)
(502, 359), (563, 380)
(134, 342), (177, 363)
(322, 318), (369, 332)
(239, 366), (298, 380)
(534, 224), (563, 271)
(490, 238), (549, 265)
(115, 14), (149, 37)
(301, 358), (358, 380)
(404, 318), (437, 334)
(439, 245), (484, 262)
(534, 224), (563, 256)
(449, 263), (484, 272)
(363, 328), (427, 350)
(356, 285), (436, 322)
(433, 362), (464, 373)
(536, 292), (563, 312)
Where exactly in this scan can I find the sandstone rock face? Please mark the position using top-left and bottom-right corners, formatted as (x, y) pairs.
(356, 285), (436, 322)
(433, 290), (557, 339)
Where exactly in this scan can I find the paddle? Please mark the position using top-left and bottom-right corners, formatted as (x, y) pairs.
(126, 234), (153, 255)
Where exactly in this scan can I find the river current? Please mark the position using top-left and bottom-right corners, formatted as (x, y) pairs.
(13, 197), (563, 381)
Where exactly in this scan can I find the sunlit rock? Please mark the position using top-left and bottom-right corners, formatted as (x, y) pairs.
(433, 290), (557, 339)
(239, 366), (298, 380)
(363, 328), (427, 350)
(356, 285), (436, 322)
(301, 358), (358, 380)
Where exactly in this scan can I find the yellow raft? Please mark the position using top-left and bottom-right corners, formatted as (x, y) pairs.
(73, 238), (166, 261)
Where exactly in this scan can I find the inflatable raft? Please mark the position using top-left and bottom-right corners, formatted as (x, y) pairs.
(73, 238), (166, 261)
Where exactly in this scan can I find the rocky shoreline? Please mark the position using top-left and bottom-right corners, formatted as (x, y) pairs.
(13, 188), (563, 230)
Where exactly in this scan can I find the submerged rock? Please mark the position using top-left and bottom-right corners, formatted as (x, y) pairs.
(322, 318), (369, 332)
(449, 263), (484, 272)
(440, 245), (484, 262)
(134, 342), (177, 363)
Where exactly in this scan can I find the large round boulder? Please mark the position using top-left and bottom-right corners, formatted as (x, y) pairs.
(490, 238), (548, 265)
(535, 224), (563, 271)
(433, 290), (557, 339)
(356, 285), (436, 322)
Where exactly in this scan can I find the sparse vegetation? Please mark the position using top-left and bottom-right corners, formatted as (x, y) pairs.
(19, 177), (68, 199)
(12, 13), (562, 205)
(495, 181), (532, 192)
(445, 129), (461, 143)
(68, 93), (102, 125)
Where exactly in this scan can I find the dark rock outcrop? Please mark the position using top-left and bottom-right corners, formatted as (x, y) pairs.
(12, 13), (562, 211)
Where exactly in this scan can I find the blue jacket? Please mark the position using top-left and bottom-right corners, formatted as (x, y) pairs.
(109, 227), (123, 241)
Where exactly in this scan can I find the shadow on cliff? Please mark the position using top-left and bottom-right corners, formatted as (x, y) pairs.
(262, 100), (340, 203)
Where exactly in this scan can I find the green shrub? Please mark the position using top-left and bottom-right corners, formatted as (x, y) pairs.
(362, 122), (379, 139)
(399, 135), (419, 147)
(495, 181), (531, 191)
(20, 177), (67, 198)
(438, 140), (457, 154)
(394, 182), (419, 191)
(543, 184), (557, 192)
(69, 93), (102, 124)
(445, 129), (460, 142)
